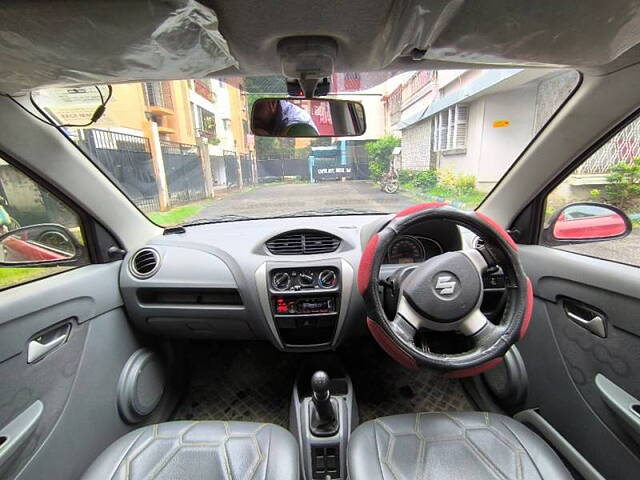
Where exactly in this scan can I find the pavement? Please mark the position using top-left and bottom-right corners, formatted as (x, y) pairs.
(557, 229), (640, 266)
(195, 180), (415, 219)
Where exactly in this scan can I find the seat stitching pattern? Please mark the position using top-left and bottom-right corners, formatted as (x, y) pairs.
(104, 421), (274, 480)
(372, 420), (395, 480)
(357, 413), (538, 480)
(501, 420), (544, 480)
(109, 430), (147, 480)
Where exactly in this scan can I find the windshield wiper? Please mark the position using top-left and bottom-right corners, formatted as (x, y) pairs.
(178, 214), (254, 227)
(274, 208), (386, 218)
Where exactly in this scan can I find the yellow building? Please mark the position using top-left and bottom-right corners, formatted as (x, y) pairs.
(39, 80), (198, 146)
(225, 77), (251, 155)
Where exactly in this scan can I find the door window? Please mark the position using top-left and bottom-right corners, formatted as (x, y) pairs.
(543, 117), (640, 265)
(0, 158), (90, 289)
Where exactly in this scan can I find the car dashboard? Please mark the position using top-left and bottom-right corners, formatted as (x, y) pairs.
(119, 214), (482, 352)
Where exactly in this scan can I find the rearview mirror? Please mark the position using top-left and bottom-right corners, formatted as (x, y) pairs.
(0, 224), (82, 266)
(544, 203), (632, 245)
(251, 98), (365, 137)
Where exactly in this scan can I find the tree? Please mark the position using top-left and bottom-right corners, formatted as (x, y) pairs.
(366, 135), (401, 180)
(604, 157), (640, 210)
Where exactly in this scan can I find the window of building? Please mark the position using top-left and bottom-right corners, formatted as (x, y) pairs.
(0, 159), (90, 290)
(194, 106), (216, 139)
(432, 104), (469, 152)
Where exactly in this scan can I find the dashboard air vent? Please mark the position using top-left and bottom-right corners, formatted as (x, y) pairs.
(129, 248), (160, 279)
(266, 230), (341, 255)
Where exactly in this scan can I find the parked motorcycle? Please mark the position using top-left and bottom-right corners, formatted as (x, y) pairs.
(380, 156), (399, 194)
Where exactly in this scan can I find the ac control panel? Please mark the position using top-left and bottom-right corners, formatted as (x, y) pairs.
(270, 267), (339, 292)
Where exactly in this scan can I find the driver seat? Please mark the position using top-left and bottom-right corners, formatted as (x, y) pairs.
(347, 412), (571, 479)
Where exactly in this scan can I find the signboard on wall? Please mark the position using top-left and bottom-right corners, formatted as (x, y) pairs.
(313, 164), (353, 181)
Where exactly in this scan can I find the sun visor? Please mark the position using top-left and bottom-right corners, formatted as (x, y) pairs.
(374, 0), (640, 69)
(0, 0), (238, 94)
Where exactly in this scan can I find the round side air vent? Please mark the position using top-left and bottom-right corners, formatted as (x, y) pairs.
(129, 248), (160, 279)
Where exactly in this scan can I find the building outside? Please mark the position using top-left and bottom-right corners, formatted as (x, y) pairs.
(36, 77), (254, 195)
(390, 69), (579, 191)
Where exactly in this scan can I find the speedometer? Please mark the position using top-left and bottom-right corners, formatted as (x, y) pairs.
(387, 236), (425, 264)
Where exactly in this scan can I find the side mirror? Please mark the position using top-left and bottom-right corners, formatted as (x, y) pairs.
(0, 223), (83, 267)
(251, 98), (366, 137)
(544, 202), (632, 245)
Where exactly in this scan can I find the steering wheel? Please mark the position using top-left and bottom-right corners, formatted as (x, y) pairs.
(358, 203), (532, 378)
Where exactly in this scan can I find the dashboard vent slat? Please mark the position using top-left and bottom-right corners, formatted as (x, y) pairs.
(130, 248), (160, 279)
(266, 230), (341, 255)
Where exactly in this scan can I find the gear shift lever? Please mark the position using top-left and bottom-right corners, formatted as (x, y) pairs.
(310, 371), (338, 436)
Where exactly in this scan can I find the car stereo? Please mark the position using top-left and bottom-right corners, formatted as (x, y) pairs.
(267, 265), (341, 347)
(274, 296), (336, 315)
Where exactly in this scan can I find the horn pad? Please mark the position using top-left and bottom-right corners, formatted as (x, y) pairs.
(403, 251), (482, 323)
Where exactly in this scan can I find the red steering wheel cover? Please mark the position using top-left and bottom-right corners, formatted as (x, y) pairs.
(358, 203), (533, 377)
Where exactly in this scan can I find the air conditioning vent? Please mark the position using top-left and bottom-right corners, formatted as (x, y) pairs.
(266, 230), (341, 255)
(129, 248), (160, 279)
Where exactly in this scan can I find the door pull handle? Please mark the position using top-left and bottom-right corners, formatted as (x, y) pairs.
(27, 323), (71, 363)
(563, 302), (607, 338)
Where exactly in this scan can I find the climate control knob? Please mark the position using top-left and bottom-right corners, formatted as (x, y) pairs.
(272, 272), (291, 291)
(318, 269), (337, 289)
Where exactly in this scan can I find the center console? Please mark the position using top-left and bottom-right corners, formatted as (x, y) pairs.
(290, 360), (358, 480)
(255, 259), (354, 351)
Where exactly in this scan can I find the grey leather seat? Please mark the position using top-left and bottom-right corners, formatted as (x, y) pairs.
(82, 421), (299, 480)
(348, 412), (571, 479)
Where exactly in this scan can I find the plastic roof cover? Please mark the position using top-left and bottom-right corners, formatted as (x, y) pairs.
(377, 0), (640, 69)
(0, 0), (238, 94)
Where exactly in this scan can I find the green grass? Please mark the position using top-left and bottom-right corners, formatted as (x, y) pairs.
(148, 201), (212, 227)
(400, 183), (486, 209)
(0, 267), (70, 290)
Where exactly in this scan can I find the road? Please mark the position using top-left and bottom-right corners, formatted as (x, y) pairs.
(195, 180), (639, 265)
(195, 180), (415, 219)
(557, 229), (640, 266)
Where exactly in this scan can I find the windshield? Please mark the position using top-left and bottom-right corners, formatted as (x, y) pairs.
(35, 69), (579, 227)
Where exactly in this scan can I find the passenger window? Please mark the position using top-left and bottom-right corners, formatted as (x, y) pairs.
(0, 158), (90, 290)
(543, 119), (639, 265)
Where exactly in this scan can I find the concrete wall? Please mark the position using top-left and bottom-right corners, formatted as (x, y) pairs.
(534, 71), (579, 133)
(401, 120), (431, 170)
(475, 85), (538, 188)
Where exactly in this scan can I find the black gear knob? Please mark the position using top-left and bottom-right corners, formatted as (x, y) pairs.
(311, 371), (331, 401)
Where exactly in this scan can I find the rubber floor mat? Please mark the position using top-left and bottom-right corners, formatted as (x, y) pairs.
(171, 341), (301, 427)
(340, 338), (473, 423)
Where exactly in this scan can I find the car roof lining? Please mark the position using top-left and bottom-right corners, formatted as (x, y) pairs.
(206, 0), (640, 76)
(2, 0), (640, 93)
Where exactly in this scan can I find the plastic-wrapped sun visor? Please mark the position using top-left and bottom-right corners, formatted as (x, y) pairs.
(374, 0), (640, 69)
(0, 0), (238, 94)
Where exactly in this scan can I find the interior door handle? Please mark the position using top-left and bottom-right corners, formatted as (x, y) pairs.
(563, 301), (607, 338)
(27, 323), (71, 363)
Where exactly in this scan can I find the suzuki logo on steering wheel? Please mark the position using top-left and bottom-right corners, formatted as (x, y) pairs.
(435, 275), (457, 295)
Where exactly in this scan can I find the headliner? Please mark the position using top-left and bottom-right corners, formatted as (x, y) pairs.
(206, 0), (640, 76)
(3, 0), (640, 92)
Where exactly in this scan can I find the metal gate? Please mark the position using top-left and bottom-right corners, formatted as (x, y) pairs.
(80, 129), (160, 211)
(160, 140), (206, 204)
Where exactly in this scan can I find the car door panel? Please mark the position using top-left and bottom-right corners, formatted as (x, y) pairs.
(518, 245), (640, 478)
(0, 262), (155, 480)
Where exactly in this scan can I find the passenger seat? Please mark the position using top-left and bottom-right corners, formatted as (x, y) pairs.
(82, 421), (299, 479)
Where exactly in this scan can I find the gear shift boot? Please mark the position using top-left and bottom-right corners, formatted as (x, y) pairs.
(309, 371), (339, 436)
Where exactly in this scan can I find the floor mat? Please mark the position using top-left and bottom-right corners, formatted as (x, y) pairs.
(340, 338), (473, 423)
(171, 341), (300, 427)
